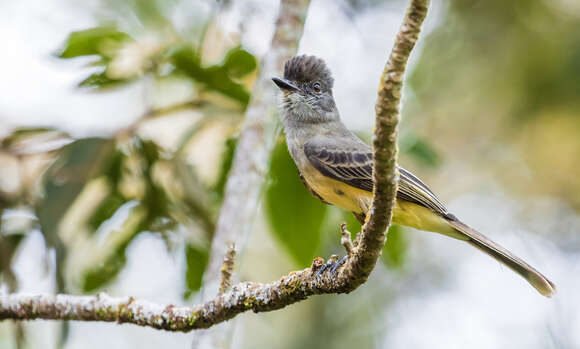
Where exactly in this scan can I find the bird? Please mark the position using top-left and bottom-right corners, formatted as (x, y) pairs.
(271, 54), (555, 297)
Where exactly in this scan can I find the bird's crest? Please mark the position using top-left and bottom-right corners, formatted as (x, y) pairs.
(283, 55), (334, 89)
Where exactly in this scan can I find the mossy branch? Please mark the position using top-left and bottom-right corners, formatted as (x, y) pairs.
(0, 0), (429, 332)
(336, 0), (429, 289)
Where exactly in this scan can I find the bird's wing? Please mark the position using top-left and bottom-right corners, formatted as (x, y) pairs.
(396, 167), (448, 215)
(303, 138), (448, 215)
(303, 139), (374, 191)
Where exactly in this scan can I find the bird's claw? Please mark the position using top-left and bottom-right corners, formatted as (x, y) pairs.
(315, 255), (347, 278)
(329, 255), (347, 275)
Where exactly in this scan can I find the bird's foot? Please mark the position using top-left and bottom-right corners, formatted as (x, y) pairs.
(315, 255), (347, 278)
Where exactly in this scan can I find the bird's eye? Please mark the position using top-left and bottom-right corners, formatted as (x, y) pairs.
(312, 82), (321, 93)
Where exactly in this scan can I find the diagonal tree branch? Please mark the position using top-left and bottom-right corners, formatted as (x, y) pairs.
(0, 0), (429, 332)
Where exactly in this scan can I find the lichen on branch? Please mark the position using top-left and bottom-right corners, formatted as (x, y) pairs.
(337, 0), (429, 289)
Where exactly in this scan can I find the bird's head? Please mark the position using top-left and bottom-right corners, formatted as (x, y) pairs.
(272, 55), (338, 125)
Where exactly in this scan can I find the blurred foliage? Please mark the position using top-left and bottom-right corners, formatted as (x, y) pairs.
(356, 129), (441, 169)
(400, 132), (441, 168)
(408, 0), (580, 209)
(0, 0), (429, 308)
(1, 127), (70, 150)
(57, 25), (256, 100)
(213, 137), (237, 200)
(170, 46), (253, 105)
(381, 224), (408, 268)
(0, 231), (26, 291)
(77, 138), (175, 292)
(58, 26), (133, 59)
(411, 0), (580, 119)
(78, 72), (129, 90)
(37, 138), (114, 246)
(37, 138), (115, 290)
(265, 139), (328, 266)
(58, 27), (136, 89)
(184, 243), (210, 298)
(0, 0), (258, 307)
(81, 205), (136, 293)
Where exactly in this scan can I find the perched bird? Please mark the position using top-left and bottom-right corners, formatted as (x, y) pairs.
(272, 55), (555, 297)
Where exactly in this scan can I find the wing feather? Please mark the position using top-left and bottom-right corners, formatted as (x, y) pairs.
(303, 140), (447, 215)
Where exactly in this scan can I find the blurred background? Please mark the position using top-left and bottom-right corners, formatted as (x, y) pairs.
(1, 0), (579, 348)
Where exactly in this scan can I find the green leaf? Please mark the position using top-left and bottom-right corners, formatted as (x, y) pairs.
(81, 204), (146, 292)
(184, 243), (209, 298)
(58, 26), (132, 59)
(222, 47), (257, 78)
(58, 27), (136, 90)
(0, 232), (26, 290)
(1, 128), (71, 160)
(36, 138), (115, 247)
(82, 249), (128, 292)
(173, 157), (216, 236)
(87, 192), (126, 232)
(213, 137), (237, 200)
(78, 72), (131, 90)
(86, 149), (126, 233)
(265, 140), (328, 266)
(131, 0), (171, 29)
(36, 137), (115, 291)
(170, 47), (251, 105)
(137, 138), (161, 163)
(102, 146), (124, 188)
(80, 139), (173, 293)
(136, 139), (170, 219)
(382, 224), (408, 269)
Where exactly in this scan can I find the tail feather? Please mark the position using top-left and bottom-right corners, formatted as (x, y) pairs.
(447, 218), (556, 297)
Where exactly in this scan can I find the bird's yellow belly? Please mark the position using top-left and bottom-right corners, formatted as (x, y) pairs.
(303, 169), (460, 238)
(303, 168), (368, 213)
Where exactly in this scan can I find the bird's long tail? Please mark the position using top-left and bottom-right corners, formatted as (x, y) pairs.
(446, 218), (556, 297)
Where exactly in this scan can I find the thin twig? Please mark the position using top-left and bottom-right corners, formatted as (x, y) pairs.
(218, 245), (236, 295)
(142, 100), (207, 120)
(340, 223), (354, 257)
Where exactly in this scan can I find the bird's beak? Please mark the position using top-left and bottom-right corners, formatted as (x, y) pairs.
(272, 77), (299, 92)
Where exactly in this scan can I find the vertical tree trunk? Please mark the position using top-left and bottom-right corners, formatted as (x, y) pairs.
(194, 0), (311, 348)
